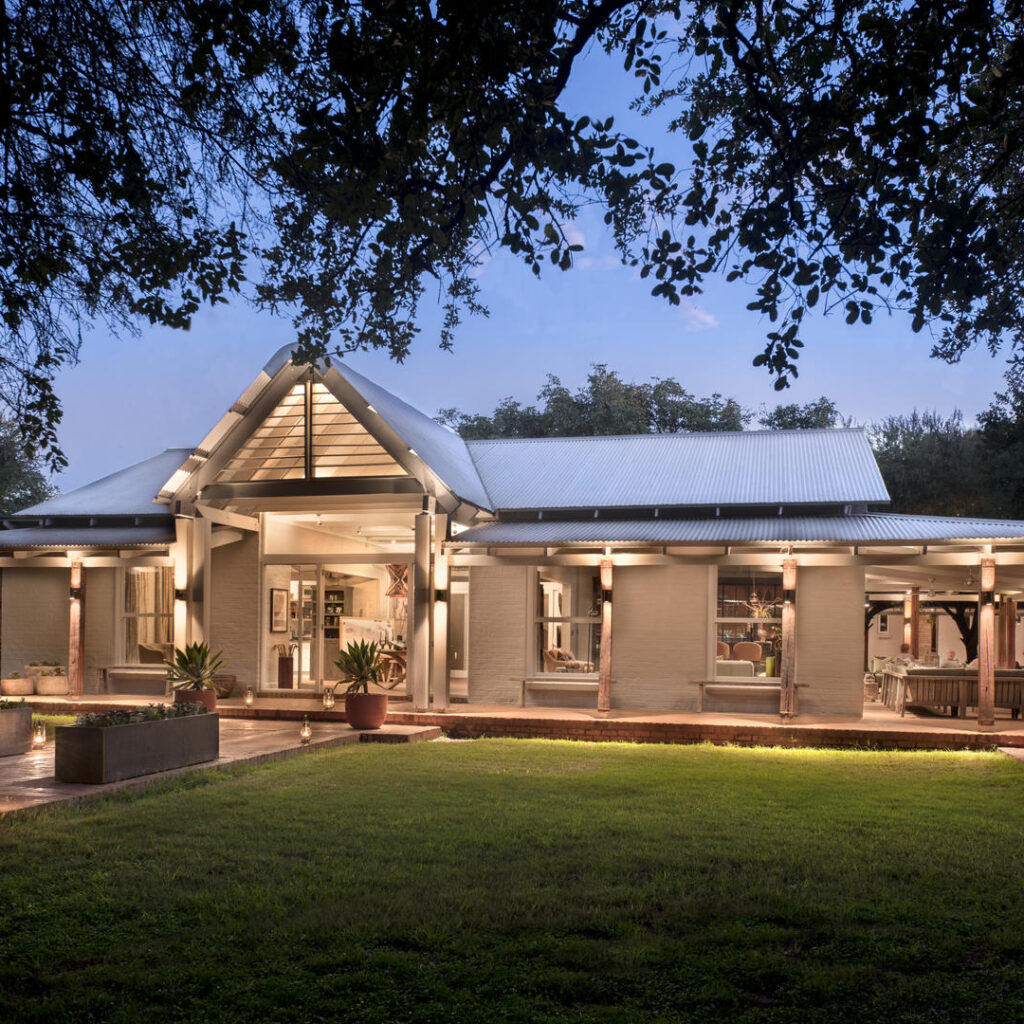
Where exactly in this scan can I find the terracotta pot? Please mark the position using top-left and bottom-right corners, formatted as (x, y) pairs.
(345, 692), (388, 730)
(173, 688), (217, 712)
(35, 675), (69, 696)
(1, 677), (34, 696)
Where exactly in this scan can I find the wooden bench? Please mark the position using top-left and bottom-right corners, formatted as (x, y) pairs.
(689, 680), (805, 716)
(520, 678), (599, 707)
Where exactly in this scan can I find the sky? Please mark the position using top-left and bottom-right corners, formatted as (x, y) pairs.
(52, 37), (1014, 493)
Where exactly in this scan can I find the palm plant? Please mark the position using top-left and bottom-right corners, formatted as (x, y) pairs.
(334, 640), (383, 694)
(164, 642), (224, 691)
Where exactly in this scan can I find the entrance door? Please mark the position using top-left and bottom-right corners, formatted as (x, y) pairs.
(287, 564), (320, 690)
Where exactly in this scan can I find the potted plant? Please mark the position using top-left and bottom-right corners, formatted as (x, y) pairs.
(35, 663), (69, 696)
(0, 697), (32, 756)
(335, 640), (388, 729)
(165, 642), (224, 712)
(1, 673), (33, 697)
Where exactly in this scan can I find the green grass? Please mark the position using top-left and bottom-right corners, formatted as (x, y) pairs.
(30, 714), (75, 740)
(2, 740), (1024, 1023)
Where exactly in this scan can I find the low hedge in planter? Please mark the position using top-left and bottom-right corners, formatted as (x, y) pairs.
(55, 703), (219, 784)
(0, 700), (32, 756)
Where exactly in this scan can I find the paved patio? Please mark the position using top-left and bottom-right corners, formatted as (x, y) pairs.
(0, 717), (440, 817)
(19, 693), (1024, 750)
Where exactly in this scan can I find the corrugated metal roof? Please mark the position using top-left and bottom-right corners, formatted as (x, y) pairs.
(451, 513), (1024, 546)
(466, 429), (888, 510)
(0, 524), (175, 548)
(13, 449), (193, 518)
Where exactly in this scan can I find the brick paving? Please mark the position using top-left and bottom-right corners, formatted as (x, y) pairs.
(0, 718), (440, 817)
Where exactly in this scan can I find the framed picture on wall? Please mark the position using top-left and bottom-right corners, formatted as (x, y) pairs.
(270, 588), (289, 633)
(878, 613), (890, 637)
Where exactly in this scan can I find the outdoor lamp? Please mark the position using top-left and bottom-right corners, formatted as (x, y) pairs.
(243, 686), (255, 707)
(32, 720), (46, 747)
(322, 687), (335, 710)
(300, 716), (312, 745)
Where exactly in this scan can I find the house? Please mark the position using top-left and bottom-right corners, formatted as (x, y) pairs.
(4, 345), (1024, 725)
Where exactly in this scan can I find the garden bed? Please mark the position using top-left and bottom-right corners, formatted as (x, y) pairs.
(55, 709), (219, 783)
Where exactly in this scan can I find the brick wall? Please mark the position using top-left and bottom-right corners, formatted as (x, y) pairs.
(210, 534), (259, 690)
(467, 564), (529, 704)
(795, 564), (865, 716)
(610, 565), (708, 711)
(1, 567), (70, 676)
(82, 567), (115, 693)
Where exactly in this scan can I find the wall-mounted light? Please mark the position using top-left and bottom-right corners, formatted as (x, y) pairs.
(980, 591), (995, 606)
(174, 588), (188, 602)
(601, 589), (613, 604)
(68, 586), (83, 601)
(434, 589), (448, 603)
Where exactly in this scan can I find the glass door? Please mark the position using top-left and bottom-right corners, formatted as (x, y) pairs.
(288, 564), (321, 690)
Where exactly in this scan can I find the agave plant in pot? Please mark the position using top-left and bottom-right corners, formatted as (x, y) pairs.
(165, 642), (224, 712)
(335, 640), (388, 729)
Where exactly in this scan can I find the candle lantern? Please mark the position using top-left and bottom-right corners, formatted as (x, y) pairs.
(244, 686), (255, 707)
(300, 716), (312, 745)
(32, 720), (46, 747)
(322, 687), (335, 710)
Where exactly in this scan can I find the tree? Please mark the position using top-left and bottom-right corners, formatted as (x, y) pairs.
(869, 411), (986, 517)
(977, 376), (1024, 518)
(437, 363), (750, 438)
(6, 1), (1024, 465)
(759, 397), (844, 430)
(0, 420), (56, 516)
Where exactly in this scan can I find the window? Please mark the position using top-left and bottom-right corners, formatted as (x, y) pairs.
(535, 567), (601, 675)
(123, 567), (174, 664)
(715, 569), (782, 676)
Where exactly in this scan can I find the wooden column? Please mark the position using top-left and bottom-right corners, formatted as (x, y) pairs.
(188, 515), (212, 643)
(430, 514), (450, 712)
(997, 596), (1017, 669)
(411, 512), (431, 712)
(68, 562), (85, 699)
(779, 559), (797, 717)
(597, 560), (613, 713)
(904, 587), (920, 658)
(978, 558), (996, 728)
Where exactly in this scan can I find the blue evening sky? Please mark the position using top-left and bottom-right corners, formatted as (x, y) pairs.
(53, 40), (1012, 491)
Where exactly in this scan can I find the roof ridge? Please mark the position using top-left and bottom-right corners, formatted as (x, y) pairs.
(465, 426), (866, 444)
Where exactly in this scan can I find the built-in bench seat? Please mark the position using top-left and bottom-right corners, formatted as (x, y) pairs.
(689, 679), (805, 716)
(103, 666), (168, 695)
(520, 678), (600, 707)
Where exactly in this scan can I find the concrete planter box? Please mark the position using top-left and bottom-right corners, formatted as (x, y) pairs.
(35, 674), (69, 696)
(0, 706), (33, 756)
(1, 677), (34, 696)
(55, 713), (219, 784)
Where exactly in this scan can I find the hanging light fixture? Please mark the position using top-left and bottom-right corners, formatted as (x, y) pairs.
(243, 686), (255, 707)
(32, 720), (46, 748)
(300, 716), (312, 745)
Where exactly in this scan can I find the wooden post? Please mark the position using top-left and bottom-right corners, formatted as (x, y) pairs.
(430, 515), (450, 711)
(411, 512), (431, 712)
(188, 515), (212, 643)
(1007, 598), (1017, 670)
(779, 559), (797, 717)
(598, 560), (613, 713)
(978, 558), (996, 728)
(68, 562), (85, 699)
(903, 587), (920, 658)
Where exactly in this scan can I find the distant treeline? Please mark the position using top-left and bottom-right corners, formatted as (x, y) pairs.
(437, 365), (1024, 519)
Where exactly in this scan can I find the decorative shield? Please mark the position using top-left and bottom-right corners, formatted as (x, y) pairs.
(385, 563), (408, 599)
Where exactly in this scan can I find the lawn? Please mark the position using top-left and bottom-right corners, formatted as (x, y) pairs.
(2, 739), (1023, 1023)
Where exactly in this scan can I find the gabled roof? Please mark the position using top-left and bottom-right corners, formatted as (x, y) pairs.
(11, 449), (190, 519)
(450, 512), (1024, 547)
(157, 344), (493, 510)
(465, 428), (888, 511)
(323, 360), (492, 509)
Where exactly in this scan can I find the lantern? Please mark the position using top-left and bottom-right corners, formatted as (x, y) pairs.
(300, 716), (312, 745)
(243, 687), (255, 706)
(322, 687), (335, 710)
(32, 720), (46, 748)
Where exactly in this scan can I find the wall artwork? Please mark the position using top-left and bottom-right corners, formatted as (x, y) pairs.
(878, 612), (890, 637)
(269, 588), (289, 633)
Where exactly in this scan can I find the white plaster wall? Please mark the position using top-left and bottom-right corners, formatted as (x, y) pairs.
(210, 534), (259, 691)
(83, 568), (115, 693)
(610, 565), (708, 711)
(1, 568), (70, 677)
(467, 565), (530, 704)
(796, 565), (865, 716)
